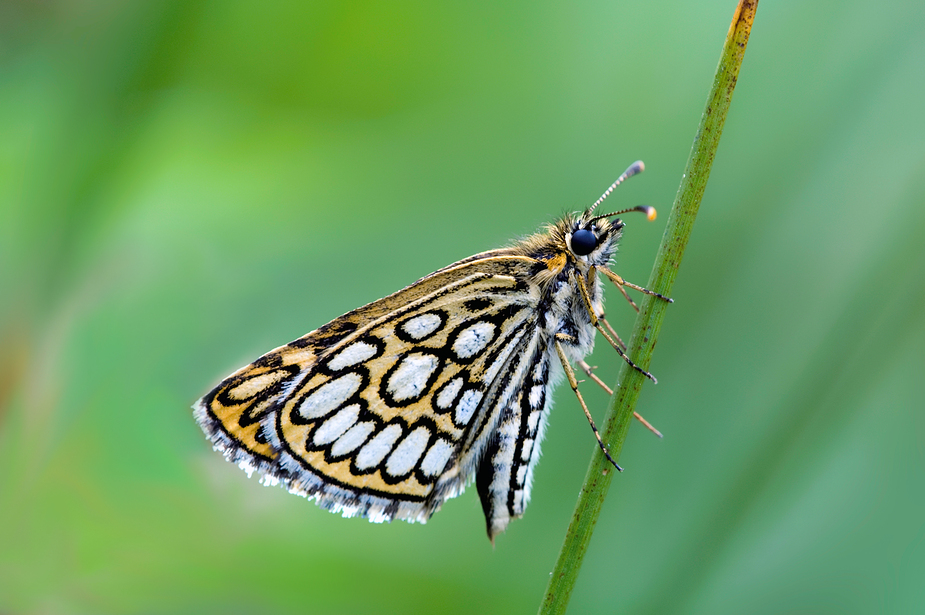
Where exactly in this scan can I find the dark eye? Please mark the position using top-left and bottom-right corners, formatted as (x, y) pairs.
(570, 229), (597, 255)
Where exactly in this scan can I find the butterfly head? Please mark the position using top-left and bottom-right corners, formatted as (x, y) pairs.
(565, 215), (624, 265)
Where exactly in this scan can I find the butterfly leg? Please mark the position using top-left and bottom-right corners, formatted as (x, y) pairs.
(597, 313), (627, 350)
(574, 271), (657, 384)
(554, 334), (622, 472)
(599, 265), (673, 304)
(612, 277), (640, 312)
(577, 360), (663, 438)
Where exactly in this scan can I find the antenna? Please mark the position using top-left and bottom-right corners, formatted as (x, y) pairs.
(585, 160), (645, 216)
(588, 204), (657, 224)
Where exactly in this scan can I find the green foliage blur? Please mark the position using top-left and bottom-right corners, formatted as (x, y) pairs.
(2, 1), (924, 613)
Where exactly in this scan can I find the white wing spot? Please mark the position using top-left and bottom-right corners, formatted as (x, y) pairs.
(356, 424), (404, 470)
(401, 313), (443, 339)
(527, 410), (541, 433)
(452, 321), (496, 359)
(529, 384), (544, 410)
(513, 489), (524, 510)
(330, 421), (375, 457)
(227, 370), (287, 400)
(312, 404), (361, 446)
(436, 377), (464, 410)
(420, 438), (454, 477)
(516, 465), (527, 485)
(385, 426), (431, 477)
(386, 352), (440, 402)
(455, 389), (483, 426)
(298, 372), (362, 420)
(521, 438), (534, 462)
(327, 341), (378, 371)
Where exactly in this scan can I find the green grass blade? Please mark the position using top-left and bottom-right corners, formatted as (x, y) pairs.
(539, 2), (759, 612)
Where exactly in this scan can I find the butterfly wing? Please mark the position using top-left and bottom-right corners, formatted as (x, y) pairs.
(195, 251), (554, 535)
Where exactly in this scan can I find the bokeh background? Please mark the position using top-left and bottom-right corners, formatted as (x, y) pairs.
(2, 1), (924, 613)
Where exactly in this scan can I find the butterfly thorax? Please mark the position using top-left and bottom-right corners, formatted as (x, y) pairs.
(511, 213), (623, 359)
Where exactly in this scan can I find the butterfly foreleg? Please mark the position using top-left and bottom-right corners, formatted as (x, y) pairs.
(597, 313), (627, 351)
(598, 265), (673, 305)
(573, 270), (657, 384)
(607, 272), (640, 312)
(576, 359), (663, 438)
(554, 334), (623, 472)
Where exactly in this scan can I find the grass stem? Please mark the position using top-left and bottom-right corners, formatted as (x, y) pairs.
(538, 2), (759, 612)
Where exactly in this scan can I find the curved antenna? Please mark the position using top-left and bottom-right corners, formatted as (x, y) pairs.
(588, 204), (657, 224)
(585, 160), (645, 217)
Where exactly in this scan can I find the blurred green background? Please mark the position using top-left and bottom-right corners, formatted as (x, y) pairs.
(2, 1), (923, 613)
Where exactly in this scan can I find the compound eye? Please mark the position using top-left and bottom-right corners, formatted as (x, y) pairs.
(570, 229), (597, 255)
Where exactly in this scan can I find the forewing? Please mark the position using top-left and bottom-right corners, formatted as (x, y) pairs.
(194, 253), (542, 525)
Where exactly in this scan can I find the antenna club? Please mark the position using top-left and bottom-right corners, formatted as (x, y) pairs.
(632, 160), (645, 174)
(645, 206), (657, 221)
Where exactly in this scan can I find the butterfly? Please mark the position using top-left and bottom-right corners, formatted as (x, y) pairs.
(194, 160), (671, 541)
